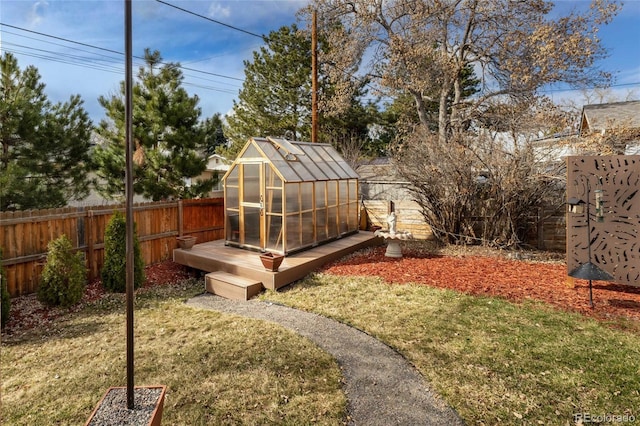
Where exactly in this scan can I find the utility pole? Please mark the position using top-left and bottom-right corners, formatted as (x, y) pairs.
(311, 9), (318, 143)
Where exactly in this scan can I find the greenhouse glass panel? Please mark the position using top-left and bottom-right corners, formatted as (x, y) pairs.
(271, 160), (302, 182)
(266, 215), (283, 252)
(336, 159), (354, 181)
(339, 181), (348, 205)
(243, 206), (261, 248)
(300, 145), (340, 180)
(327, 181), (338, 207)
(255, 139), (281, 160)
(349, 202), (359, 230)
(299, 158), (328, 180)
(265, 188), (282, 214)
(226, 211), (240, 243)
(286, 215), (301, 251)
(226, 166), (239, 186)
(301, 182), (313, 211)
(286, 183), (300, 213)
(349, 180), (358, 202)
(318, 146), (349, 178)
(339, 204), (349, 234)
(327, 206), (338, 238)
(242, 143), (261, 159)
(265, 165), (282, 188)
(316, 208), (327, 241)
(315, 182), (326, 208)
(321, 145), (358, 178)
(226, 187), (239, 209)
(289, 161), (316, 182)
(302, 212), (314, 246)
(243, 163), (261, 204)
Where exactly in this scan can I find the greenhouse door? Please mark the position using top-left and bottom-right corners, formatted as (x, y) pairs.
(240, 162), (265, 250)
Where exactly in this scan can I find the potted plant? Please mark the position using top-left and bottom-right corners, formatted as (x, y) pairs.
(85, 385), (166, 426)
(259, 252), (284, 272)
(176, 235), (197, 250)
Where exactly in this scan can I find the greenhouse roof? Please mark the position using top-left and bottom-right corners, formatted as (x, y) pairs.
(239, 137), (359, 183)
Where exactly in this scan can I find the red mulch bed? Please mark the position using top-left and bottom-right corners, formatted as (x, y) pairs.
(321, 246), (640, 323)
(4, 248), (640, 336)
(2, 260), (194, 336)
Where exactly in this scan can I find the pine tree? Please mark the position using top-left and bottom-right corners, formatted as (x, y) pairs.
(93, 49), (214, 201)
(200, 113), (228, 157)
(0, 53), (94, 211)
(222, 25), (313, 158)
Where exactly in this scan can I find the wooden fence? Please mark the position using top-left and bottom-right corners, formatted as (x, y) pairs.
(363, 200), (566, 251)
(0, 198), (224, 297)
(1, 195), (567, 297)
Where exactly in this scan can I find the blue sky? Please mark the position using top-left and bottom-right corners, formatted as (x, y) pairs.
(1, 0), (639, 123)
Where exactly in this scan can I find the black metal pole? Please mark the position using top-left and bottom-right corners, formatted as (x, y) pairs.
(124, 0), (135, 409)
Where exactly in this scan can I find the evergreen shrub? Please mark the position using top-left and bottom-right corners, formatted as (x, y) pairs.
(38, 235), (86, 307)
(101, 211), (145, 292)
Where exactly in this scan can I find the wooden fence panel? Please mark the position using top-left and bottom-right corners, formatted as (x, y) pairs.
(363, 200), (433, 239)
(0, 198), (225, 297)
(182, 198), (225, 243)
(0, 207), (84, 296)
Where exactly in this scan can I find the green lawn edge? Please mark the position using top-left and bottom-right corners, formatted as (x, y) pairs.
(1, 280), (346, 425)
(261, 273), (640, 425)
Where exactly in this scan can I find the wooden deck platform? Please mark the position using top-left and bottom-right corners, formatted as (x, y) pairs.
(173, 232), (382, 291)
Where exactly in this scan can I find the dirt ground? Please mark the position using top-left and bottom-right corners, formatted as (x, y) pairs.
(4, 244), (640, 335)
(2, 260), (197, 336)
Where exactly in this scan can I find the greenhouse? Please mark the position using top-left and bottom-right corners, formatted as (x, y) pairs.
(223, 137), (360, 255)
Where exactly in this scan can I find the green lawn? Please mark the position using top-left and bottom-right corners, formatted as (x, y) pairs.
(261, 273), (640, 425)
(3, 270), (639, 425)
(1, 280), (346, 425)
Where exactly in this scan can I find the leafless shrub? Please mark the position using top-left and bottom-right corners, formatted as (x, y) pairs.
(394, 127), (564, 248)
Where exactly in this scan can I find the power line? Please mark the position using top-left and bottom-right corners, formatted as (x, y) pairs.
(540, 81), (640, 93)
(0, 22), (245, 82)
(1, 22), (122, 56)
(2, 29), (123, 63)
(155, 0), (264, 39)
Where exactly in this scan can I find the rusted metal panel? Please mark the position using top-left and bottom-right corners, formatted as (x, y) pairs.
(567, 155), (640, 286)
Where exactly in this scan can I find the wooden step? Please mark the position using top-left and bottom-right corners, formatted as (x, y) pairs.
(205, 271), (263, 301)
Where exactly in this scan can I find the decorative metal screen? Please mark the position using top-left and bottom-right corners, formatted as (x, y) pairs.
(567, 155), (640, 286)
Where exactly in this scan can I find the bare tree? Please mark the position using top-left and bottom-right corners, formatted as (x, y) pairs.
(308, 0), (620, 143)
(394, 113), (566, 247)
(305, 0), (619, 247)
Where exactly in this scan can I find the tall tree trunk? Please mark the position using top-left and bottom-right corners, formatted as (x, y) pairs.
(410, 89), (430, 131)
(438, 88), (449, 145)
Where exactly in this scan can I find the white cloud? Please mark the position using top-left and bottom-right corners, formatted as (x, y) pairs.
(28, 1), (49, 27)
(208, 3), (232, 19)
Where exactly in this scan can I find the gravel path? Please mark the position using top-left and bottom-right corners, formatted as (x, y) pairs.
(186, 294), (464, 426)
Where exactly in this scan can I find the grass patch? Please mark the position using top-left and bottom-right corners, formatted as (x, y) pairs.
(1, 279), (346, 425)
(261, 274), (640, 425)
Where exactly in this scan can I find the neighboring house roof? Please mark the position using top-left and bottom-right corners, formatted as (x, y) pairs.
(206, 154), (230, 172)
(579, 100), (640, 136)
(356, 158), (410, 183)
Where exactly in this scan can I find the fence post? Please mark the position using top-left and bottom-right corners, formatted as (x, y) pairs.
(537, 207), (545, 250)
(87, 209), (95, 281)
(178, 200), (184, 237)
